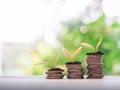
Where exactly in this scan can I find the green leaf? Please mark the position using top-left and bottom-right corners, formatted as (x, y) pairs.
(62, 47), (71, 60)
(73, 47), (82, 59)
(96, 37), (102, 50)
(81, 43), (94, 50)
(54, 53), (61, 66)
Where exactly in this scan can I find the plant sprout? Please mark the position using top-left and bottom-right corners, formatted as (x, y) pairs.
(36, 53), (61, 68)
(81, 37), (102, 52)
(62, 47), (82, 62)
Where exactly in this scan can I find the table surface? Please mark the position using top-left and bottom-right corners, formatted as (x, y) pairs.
(0, 76), (120, 90)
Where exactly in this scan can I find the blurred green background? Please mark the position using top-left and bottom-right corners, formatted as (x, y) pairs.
(31, 15), (120, 75)
(2, 0), (120, 76)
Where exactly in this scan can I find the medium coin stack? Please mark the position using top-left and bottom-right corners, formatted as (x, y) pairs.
(46, 68), (64, 79)
(86, 52), (104, 79)
(65, 62), (84, 79)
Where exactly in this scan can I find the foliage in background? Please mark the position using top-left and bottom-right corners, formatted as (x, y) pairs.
(59, 14), (120, 75)
(28, 14), (120, 75)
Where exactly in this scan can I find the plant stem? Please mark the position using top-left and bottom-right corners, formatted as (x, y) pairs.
(70, 56), (74, 62)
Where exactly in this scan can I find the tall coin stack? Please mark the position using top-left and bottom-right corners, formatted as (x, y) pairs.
(86, 52), (104, 79)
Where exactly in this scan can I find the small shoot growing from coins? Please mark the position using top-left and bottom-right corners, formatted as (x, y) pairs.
(81, 37), (102, 52)
(62, 47), (82, 62)
(36, 52), (61, 68)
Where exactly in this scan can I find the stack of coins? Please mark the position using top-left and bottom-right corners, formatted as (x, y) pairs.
(46, 68), (64, 79)
(65, 62), (84, 79)
(86, 52), (104, 79)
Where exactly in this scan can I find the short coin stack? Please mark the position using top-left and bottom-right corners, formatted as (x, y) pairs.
(46, 68), (64, 79)
(86, 52), (104, 79)
(65, 62), (84, 79)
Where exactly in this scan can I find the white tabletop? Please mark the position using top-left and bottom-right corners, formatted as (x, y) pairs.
(0, 76), (119, 90)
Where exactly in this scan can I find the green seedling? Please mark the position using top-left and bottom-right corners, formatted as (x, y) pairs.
(81, 37), (102, 52)
(62, 47), (82, 62)
(36, 53), (61, 68)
